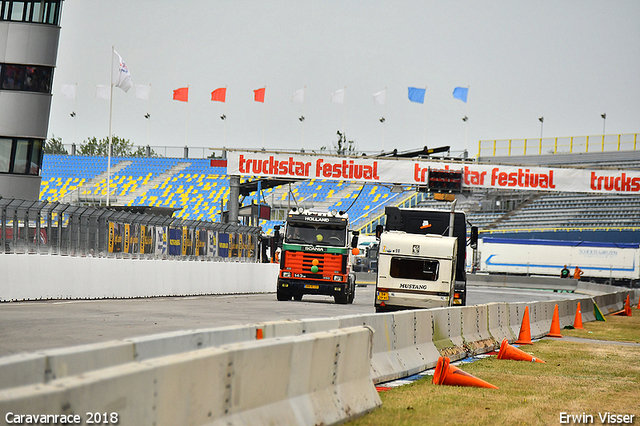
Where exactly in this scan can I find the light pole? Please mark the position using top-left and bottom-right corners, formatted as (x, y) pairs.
(601, 113), (606, 135)
(538, 116), (544, 139)
(144, 113), (151, 148)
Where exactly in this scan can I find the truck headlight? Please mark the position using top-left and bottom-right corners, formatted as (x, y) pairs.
(282, 271), (291, 278)
(333, 275), (343, 282)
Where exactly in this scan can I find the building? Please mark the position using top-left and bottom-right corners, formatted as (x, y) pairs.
(0, 0), (63, 200)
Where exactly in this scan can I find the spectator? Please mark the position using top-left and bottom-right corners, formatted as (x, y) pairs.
(560, 265), (570, 279)
(573, 266), (584, 280)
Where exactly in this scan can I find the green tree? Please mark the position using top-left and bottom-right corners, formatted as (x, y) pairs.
(319, 131), (357, 155)
(44, 135), (68, 155)
(78, 136), (157, 157)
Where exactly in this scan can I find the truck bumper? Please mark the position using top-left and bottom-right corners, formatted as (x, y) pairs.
(278, 278), (348, 297)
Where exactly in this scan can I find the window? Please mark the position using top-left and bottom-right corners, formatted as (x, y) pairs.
(0, 138), (44, 175)
(0, 1), (61, 25)
(389, 257), (440, 281)
(13, 139), (29, 174)
(0, 63), (53, 93)
(10, 1), (24, 21)
(0, 138), (11, 173)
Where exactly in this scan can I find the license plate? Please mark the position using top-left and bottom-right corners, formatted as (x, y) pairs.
(305, 284), (319, 289)
(377, 291), (389, 301)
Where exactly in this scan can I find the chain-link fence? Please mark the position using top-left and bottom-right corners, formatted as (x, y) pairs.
(0, 197), (261, 262)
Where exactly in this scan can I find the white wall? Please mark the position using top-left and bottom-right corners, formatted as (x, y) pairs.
(0, 255), (279, 301)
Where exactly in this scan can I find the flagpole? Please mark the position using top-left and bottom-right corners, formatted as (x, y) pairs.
(423, 86), (428, 146)
(262, 87), (265, 150)
(464, 86), (469, 154)
(383, 87), (387, 152)
(185, 85), (189, 148)
(341, 86), (346, 137)
(73, 83), (77, 147)
(301, 86), (306, 152)
(223, 85), (227, 147)
(107, 46), (114, 207)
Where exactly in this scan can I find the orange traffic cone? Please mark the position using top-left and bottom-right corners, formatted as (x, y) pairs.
(515, 306), (533, 345)
(497, 339), (545, 363)
(573, 302), (584, 329)
(432, 356), (498, 389)
(547, 304), (563, 338)
(614, 295), (632, 317)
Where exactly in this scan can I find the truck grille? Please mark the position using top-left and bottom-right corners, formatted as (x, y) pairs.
(284, 251), (343, 274)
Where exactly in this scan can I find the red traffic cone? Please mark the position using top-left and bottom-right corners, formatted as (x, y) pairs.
(637, 293), (640, 310)
(573, 302), (584, 329)
(614, 295), (632, 317)
(497, 339), (545, 363)
(515, 306), (533, 345)
(547, 304), (563, 338)
(432, 356), (498, 389)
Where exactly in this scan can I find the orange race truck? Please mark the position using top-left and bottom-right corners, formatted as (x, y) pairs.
(276, 208), (359, 304)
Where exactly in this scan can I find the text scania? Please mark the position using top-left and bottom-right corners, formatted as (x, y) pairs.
(590, 172), (640, 192)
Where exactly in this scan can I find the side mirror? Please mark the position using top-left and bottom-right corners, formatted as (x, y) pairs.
(351, 230), (359, 248)
(470, 226), (478, 249)
(375, 224), (384, 240)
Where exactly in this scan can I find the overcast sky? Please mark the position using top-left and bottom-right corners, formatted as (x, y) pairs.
(48, 1), (640, 157)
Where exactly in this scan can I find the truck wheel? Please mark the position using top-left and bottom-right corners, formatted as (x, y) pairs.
(347, 278), (355, 304)
(334, 293), (348, 304)
(277, 289), (291, 301)
(293, 294), (303, 301)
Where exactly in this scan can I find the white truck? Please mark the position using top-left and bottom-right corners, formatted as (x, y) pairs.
(375, 231), (459, 312)
(479, 237), (640, 285)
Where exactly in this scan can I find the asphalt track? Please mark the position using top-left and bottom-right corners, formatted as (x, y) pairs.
(0, 273), (583, 357)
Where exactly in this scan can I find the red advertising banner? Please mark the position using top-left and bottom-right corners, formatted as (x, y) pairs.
(226, 151), (640, 194)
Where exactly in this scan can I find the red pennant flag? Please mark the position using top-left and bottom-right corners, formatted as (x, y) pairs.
(254, 87), (265, 103)
(173, 87), (189, 102)
(211, 87), (226, 102)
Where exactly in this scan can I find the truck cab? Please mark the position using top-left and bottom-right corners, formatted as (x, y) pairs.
(375, 231), (458, 312)
(276, 208), (357, 304)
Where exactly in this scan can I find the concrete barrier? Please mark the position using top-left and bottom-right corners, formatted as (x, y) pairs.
(430, 307), (466, 361)
(460, 305), (497, 354)
(487, 302), (516, 343)
(0, 255), (279, 301)
(0, 327), (381, 426)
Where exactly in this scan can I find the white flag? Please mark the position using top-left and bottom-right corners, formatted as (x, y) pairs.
(61, 84), (76, 100)
(331, 88), (345, 104)
(135, 84), (151, 100)
(373, 89), (386, 106)
(291, 88), (305, 103)
(95, 85), (110, 100)
(112, 50), (133, 93)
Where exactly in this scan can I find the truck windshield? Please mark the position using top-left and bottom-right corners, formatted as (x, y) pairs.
(284, 223), (347, 246)
(389, 257), (439, 281)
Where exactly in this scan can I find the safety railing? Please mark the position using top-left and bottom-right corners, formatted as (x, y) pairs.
(478, 133), (638, 157)
(0, 197), (261, 261)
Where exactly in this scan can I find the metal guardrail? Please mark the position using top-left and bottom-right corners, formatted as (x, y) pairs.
(0, 197), (260, 261)
(478, 133), (638, 157)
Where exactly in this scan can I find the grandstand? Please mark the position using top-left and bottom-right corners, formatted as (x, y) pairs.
(39, 147), (640, 242)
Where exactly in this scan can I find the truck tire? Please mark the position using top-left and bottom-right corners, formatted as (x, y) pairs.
(347, 277), (355, 304)
(277, 288), (291, 301)
(293, 294), (303, 301)
(334, 293), (348, 304)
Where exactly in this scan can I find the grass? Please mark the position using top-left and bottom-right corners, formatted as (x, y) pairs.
(563, 307), (640, 343)
(348, 312), (640, 426)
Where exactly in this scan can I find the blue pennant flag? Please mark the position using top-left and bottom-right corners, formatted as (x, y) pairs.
(453, 87), (468, 103)
(408, 87), (426, 104)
